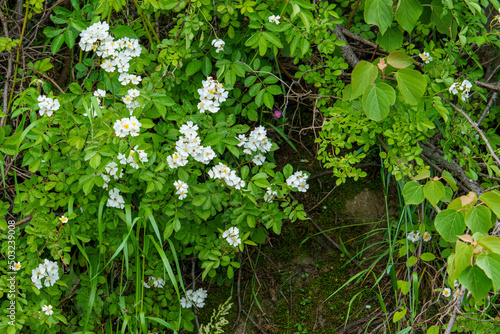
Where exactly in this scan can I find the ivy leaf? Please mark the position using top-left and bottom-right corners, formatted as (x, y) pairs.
(350, 61), (378, 100)
(476, 253), (500, 291)
(364, 0), (393, 35)
(395, 0), (423, 33)
(362, 82), (395, 121)
(435, 209), (466, 242)
(423, 180), (445, 207)
(465, 206), (492, 235)
(459, 265), (492, 301)
(395, 68), (427, 105)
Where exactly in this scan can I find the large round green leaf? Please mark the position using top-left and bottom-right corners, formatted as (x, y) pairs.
(395, 0), (423, 33)
(395, 68), (427, 105)
(387, 51), (414, 69)
(402, 181), (424, 205)
(350, 61), (379, 100)
(364, 0), (393, 35)
(362, 82), (395, 121)
(465, 206), (492, 235)
(459, 265), (492, 301)
(435, 209), (466, 242)
(476, 253), (500, 291)
(423, 180), (445, 207)
(479, 190), (500, 219)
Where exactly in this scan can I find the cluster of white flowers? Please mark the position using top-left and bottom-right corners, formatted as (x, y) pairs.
(449, 79), (472, 102)
(122, 88), (140, 115)
(31, 259), (59, 289)
(78, 21), (110, 51)
(208, 163), (245, 189)
(181, 288), (208, 308)
(237, 126), (273, 165)
(97, 162), (124, 189)
(211, 38), (225, 53)
(286, 171), (309, 192)
(264, 187), (278, 203)
(197, 77), (228, 114)
(173, 180), (189, 200)
(422, 231), (431, 242)
(407, 230), (420, 243)
(419, 51), (433, 64)
(167, 121), (216, 168)
(118, 145), (148, 169)
(222, 226), (241, 247)
(79, 21), (142, 73)
(268, 15), (281, 25)
(107, 187), (125, 209)
(113, 116), (142, 137)
(42, 304), (54, 316)
(38, 95), (60, 117)
(443, 280), (462, 299)
(143, 276), (165, 289)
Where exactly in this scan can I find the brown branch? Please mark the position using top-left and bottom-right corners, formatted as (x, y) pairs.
(439, 94), (500, 168)
(14, 214), (33, 227)
(12, 59), (65, 93)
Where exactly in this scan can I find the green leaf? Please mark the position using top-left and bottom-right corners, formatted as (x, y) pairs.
(476, 253), (500, 291)
(430, 0), (453, 36)
(263, 92), (274, 109)
(479, 190), (500, 219)
(420, 253), (436, 261)
(435, 209), (466, 242)
(192, 195), (207, 207)
(387, 51), (414, 69)
(185, 59), (202, 76)
(202, 133), (224, 146)
(350, 61), (379, 100)
(393, 307), (407, 323)
(376, 27), (403, 52)
(111, 25), (139, 39)
(426, 326), (440, 334)
(402, 181), (424, 205)
(397, 280), (409, 294)
(266, 85), (282, 95)
(362, 82), (395, 121)
(441, 170), (458, 191)
(395, 0), (423, 33)
(465, 206), (492, 235)
(423, 180), (445, 207)
(69, 82), (83, 95)
(64, 29), (76, 49)
(395, 68), (427, 105)
(262, 32), (283, 48)
(453, 241), (473, 281)
(459, 265), (492, 301)
(51, 35), (65, 55)
(202, 56), (212, 76)
(364, 0), (393, 35)
(259, 35), (268, 56)
(477, 236), (500, 253)
(89, 153), (101, 169)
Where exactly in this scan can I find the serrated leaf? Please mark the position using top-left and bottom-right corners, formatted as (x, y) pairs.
(453, 241), (473, 282)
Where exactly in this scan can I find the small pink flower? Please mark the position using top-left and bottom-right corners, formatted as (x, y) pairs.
(273, 110), (282, 118)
